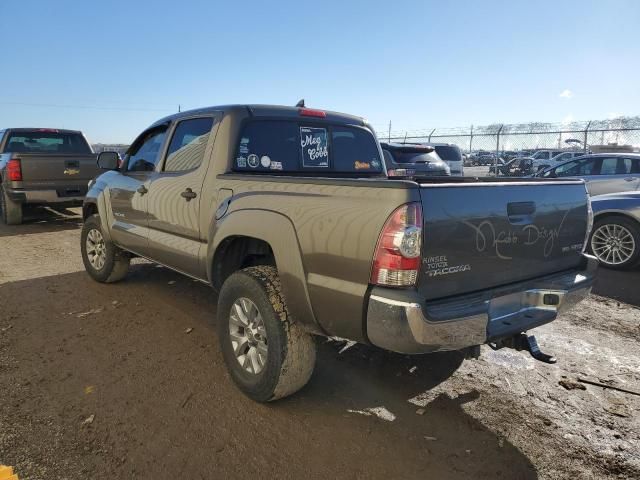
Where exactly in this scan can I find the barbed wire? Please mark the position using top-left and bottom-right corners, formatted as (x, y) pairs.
(383, 116), (640, 139)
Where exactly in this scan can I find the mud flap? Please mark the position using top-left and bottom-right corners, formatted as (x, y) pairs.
(489, 334), (556, 364)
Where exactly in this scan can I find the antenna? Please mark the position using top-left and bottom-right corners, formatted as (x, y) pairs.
(295, 99), (305, 108)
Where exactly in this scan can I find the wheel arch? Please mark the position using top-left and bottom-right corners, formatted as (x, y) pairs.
(208, 209), (324, 335)
(593, 210), (640, 227)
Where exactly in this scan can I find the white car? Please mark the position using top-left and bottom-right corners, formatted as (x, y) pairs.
(532, 151), (585, 171)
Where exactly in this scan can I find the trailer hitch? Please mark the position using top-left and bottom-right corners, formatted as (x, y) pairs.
(489, 334), (556, 364)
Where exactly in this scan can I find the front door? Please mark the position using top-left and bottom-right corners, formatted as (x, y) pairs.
(145, 116), (216, 278)
(108, 127), (168, 254)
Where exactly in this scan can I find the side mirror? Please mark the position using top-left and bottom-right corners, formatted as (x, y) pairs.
(97, 151), (120, 170)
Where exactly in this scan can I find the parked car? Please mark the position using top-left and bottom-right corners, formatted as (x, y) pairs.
(82, 104), (596, 402)
(512, 157), (536, 176)
(501, 151), (520, 161)
(475, 152), (498, 166)
(426, 143), (464, 176)
(535, 153), (640, 195)
(489, 157), (518, 176)
(0, 128), (99, 224)
(589, 191), (640, 269)
(380, 142), (450, 177)
(530, 149), (567, 161)
(532, 151), (585, 171)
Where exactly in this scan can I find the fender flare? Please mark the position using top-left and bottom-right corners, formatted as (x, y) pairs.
(207, 209), (324, 335)
(84, 184), (114, 242)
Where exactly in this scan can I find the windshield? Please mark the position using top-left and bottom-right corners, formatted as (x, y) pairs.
(4, 131), (92, 154)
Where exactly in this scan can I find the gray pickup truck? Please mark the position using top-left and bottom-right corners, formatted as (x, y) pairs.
(0, 128), (100, 224)
(81, 104), (597, 402)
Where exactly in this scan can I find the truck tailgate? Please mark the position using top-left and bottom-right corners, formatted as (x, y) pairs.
(418, 181), (590, 300)
(17, 153), (100, 188)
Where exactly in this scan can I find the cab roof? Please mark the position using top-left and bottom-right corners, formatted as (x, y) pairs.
(150, 104), (367, 129)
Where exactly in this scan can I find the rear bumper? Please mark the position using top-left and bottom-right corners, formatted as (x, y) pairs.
(366, 254), (597, 354)
(6, 188), (85, 205)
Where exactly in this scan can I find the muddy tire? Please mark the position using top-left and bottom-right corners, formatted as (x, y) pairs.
(217, 266), (316, 402)
(589, 216), (640, 270)
(0, 185), (23, 225)
(81, 214), (130, 283)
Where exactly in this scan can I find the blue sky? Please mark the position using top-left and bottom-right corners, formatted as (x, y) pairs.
(1, 0), (639, 143)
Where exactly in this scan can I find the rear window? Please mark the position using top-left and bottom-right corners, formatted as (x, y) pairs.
(4, 131), (91, 154)
(233, 121), (382, 174)
(385, 149), (437, 164)
(433, 145), (462, 162)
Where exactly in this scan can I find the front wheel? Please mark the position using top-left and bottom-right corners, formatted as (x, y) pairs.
(81, 214), (130, 282)
(589, 216), (640, 270)
(217, 266), (316, 402)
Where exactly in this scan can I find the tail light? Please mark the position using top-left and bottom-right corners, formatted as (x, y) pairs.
(7, 158), (22, 181)
(370, 203), (422, 287)
(298, 108), (326, 118)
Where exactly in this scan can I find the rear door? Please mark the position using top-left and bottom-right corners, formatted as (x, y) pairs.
(589, 156), (638, 195)
(418, 181), (590, 300)
(108, 126), (168, 254)
(145, 115), (217, 277)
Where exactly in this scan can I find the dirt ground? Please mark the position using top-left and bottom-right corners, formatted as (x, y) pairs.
(1, 208), (639, 479)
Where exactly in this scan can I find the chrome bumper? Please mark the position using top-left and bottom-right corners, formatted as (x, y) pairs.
(366, 255), (597, 354)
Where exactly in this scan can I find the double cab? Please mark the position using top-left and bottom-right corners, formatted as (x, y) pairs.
(81, 104), (597, 402)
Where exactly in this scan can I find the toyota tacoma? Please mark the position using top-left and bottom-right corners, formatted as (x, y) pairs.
(81, 104), (597, 402)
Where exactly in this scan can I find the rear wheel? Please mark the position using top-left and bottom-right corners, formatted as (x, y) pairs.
(0, 185), (23, 225)
(81, 214), (130, 282)
(589, 216), (640, 270)
(217, 266), (316, 402)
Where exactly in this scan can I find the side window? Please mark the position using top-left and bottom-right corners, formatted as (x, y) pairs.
(127, 129), (167, 172)
(164, 117), (214, 172)
(599, 157), (631, 175)
(630, 159), (640, 174)
(554, 159), (596, 177)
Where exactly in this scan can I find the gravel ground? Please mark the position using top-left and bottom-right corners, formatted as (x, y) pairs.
(1, 208), (639, 479)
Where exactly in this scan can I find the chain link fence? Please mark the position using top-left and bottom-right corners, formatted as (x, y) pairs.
(382, 116), (640, 157)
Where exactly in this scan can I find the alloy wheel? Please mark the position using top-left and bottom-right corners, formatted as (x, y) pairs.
(85, 228), (107, 270)
(590, 223), (636, 266)
(229, 297), (268, 374)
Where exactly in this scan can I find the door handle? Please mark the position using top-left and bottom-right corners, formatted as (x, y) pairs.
(137, 185), (148, 195)
(624, 177), (635, 182)
(181, 188), (197, 201)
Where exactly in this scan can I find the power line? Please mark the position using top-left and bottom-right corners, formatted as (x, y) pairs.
(0, 101), (176, 112)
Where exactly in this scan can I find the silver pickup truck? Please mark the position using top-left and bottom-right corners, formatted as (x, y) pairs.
(0, 128), (100, 224)
(82, 104), (597, 402)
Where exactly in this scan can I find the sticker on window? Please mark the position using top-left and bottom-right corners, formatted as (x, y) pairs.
(247, 154), (259, 168)
(300, 127), (329, 168)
